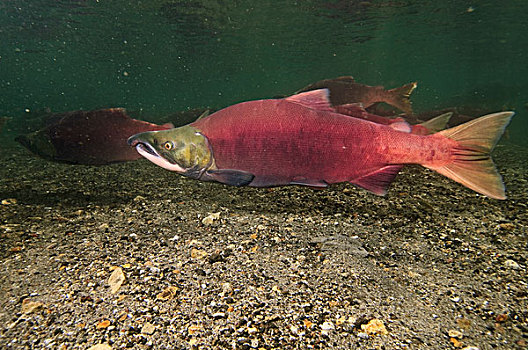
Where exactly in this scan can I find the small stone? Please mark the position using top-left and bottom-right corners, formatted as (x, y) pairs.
(499, 223), (515, 231)
(290, 325), (299, 334)
(495, 313), (508, 323)
(516, 339), (527, 347)
(108, 267), (125, 294)
(321, 321), (335, 331)
(188, 325), (203, 335)
(504, 259), (521, 269)
(141, 322), (156, 335)
(157, 286), (179, 300)
(1, 198), (17, 205)
(450, 337), (463, 347)
(88, 344), (112, 350)
(448, 329), (464, 339)
(96, 320), (111, 329)
(208, 253), (225, 264)
(461, 347), (480, 350)
(247, 326), (258, 334)
(456, 318), (471, 330)
(357, 332), (369, 339)
(221, 282), (233, 294)
(212, 312), (226, 319)
(361, 319), (388, 336)
(191, 248), (208, 259)
(202, 212), (220, 226)
(133, 195), (146, 202)
(321, 321), (335, 335)
(21, 299), (45, 314)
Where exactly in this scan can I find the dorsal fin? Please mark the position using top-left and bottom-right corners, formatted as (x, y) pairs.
(285, 89), (334, 112)
(195, 109), (210, 121)
(332, 76), (356, 83)
(418, 112), (452, 133)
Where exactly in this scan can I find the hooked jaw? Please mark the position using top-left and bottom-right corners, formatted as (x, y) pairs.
(127, 133), (186, 172)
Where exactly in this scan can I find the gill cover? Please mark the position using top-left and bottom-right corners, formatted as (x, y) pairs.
(128, 125), (255, 186)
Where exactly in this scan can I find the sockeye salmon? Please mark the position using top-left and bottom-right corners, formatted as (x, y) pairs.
(17, 108), (174, 165)
(128, 89), (514, 199)
(296, 76), (417, 115)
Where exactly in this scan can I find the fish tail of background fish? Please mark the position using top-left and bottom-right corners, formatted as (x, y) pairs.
(387, 82), (417, 115)
(425, 111), (514, 200)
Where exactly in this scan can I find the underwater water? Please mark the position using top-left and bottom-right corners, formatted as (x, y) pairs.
(0, 0), (527, 145)
(1, 2), (528, 349)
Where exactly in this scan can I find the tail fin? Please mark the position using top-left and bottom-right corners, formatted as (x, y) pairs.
(388, 82), (417, 115)
(425, 111), (514, 199)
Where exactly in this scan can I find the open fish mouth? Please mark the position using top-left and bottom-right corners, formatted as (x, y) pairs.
(127, 134), (158, 157)
(135, 142), (157, 157)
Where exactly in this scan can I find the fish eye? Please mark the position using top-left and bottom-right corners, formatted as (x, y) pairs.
(163, 141), (173, 150)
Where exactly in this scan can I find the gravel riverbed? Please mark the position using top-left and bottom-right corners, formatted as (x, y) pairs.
(1, 141), (527, 349)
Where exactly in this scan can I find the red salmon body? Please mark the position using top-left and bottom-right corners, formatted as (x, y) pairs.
(129, 89), (512, 199)
(191, 92), (454, 194)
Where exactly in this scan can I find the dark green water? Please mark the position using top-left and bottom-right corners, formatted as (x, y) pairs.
(1, 0), (527, 144)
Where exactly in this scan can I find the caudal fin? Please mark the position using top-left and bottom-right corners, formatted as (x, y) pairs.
(425, 111), (514, 199)
(388, 82), (417, 115)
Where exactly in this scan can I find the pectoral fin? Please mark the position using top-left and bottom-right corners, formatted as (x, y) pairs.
(204, 169), (255, 187)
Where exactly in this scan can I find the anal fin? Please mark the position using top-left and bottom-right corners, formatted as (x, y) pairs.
(290, 177), (329, 188)
(353, 165), (403, 195)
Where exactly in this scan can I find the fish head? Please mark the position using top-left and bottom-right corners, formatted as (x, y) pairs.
(127, 125), (213, 179)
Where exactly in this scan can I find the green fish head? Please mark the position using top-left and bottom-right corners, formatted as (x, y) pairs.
(128, 125), (213, 178)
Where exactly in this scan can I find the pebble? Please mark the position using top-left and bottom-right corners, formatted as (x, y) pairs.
(321, 321), (335, 335)
(495, 313), (508, 323)
(290, 325), (299, 335)
(1, 198), (17, 205)
(221, 282), (233, 294)
(191, 248), (208, 259)
(21, 299), (45, 314)
(141, 322), (156, 335)
(108, 267), (125, 294)
(87, 344), (112, 350)
(202, 212), (220, 226)
(96, 320), (111, 329)
(448, 329), (464, 339)
(157, 286), (179, 300)
(361, 319), (388, 335)
(504, 259), (521, 269)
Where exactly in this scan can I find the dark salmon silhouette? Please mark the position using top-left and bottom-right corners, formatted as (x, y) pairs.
(296, 76), (417, 114)
(16, 108), (173, 165)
